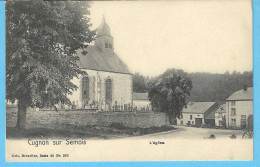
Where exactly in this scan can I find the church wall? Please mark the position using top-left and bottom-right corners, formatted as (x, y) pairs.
(67, 69), (133, 110)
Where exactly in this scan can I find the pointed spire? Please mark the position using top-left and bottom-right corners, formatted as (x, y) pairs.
(102, 14), (106, 24)
(97, 14), (111, 37)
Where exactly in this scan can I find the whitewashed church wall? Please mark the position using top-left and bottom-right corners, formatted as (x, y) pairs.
(67, 76), (81, 108)
(67, 69), (133, 110)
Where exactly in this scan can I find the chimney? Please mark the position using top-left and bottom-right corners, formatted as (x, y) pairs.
(243, 85), (248, 91)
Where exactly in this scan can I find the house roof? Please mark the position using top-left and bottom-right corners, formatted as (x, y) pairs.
(215, 104), (226, 113)
(182, 102), (216, 114)
(76, 46), (131, 75)
(205, 109), (216, 119)
(133, 93), (149, 100)
(226, 87), (253, 101)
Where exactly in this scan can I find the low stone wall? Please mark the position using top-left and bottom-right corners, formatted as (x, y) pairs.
(6, 107), (168, 128)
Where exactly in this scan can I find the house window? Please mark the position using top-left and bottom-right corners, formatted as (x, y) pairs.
(190, 115), (192, 120)
(231, 119), (236, 126)
(181, 121), (183, 125)
(82, 77), (89, 100)
(105, 79), (112, 102)
(231, 108), (236, 116)
(105, 43), (109, 48)
(231, 101), (236, 106)
(192, 121), (194, 125)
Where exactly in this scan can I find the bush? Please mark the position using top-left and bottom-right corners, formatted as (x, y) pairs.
(201, 124), (215, 129)
(109, 122), (126, 129)
(228, 126), (242, 130)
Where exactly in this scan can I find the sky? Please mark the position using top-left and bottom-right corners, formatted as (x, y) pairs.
(89, 0), (252, 76)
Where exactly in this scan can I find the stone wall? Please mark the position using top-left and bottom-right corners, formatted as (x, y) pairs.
(6, 107), (168, 129)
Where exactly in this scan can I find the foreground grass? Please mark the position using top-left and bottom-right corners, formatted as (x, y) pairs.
(6, 125), (176, 140)
(6, 127), (100, 139)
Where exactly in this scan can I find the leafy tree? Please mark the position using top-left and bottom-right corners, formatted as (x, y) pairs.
(148, 69), (192, 123)
(133, 73), (147, 93)
(6, 1), (95, 129)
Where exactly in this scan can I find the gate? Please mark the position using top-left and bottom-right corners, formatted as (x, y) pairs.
(195, 118), (202, 127)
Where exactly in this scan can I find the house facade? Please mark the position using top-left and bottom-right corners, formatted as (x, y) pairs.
(177, 102), (218, 127)
(214, 104), (226, 127)
(133, 93), (151, 111)
(226, 86), (253, 128)
(66, 17), (133, 110)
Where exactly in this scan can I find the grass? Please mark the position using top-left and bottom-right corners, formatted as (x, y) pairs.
(6, 127), (100, 139)
(109, 123), (176, 135)
(6, 124), (176, 139)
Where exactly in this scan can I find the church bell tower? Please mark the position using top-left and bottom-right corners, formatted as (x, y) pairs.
(95, 16), (114, 54)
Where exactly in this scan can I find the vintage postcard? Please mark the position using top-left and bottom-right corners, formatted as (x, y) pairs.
(4, 0), (256, 162)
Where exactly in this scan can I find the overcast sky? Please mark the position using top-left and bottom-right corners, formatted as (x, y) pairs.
(89, 0), (252, 76)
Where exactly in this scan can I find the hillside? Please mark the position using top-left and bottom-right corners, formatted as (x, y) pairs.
(188, 71), (253, 104)
(133, 71), (253, 104)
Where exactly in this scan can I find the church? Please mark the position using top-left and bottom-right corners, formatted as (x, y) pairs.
(67, 17), (133, 111)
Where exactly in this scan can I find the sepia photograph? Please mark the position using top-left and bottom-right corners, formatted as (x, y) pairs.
(4, 0), (256, 162)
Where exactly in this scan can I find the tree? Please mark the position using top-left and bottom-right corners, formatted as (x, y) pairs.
(133, 73), (147, 93)
(6, 1), (96, 129)
(148, 69), (192, 123)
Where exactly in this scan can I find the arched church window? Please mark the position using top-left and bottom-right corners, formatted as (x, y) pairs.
(82, 77), (89, 100)
(105, 43), (109, 48)
(105, 79), (112, 102)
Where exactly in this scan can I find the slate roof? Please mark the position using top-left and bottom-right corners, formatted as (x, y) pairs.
(182, 102), (216, 114)
(215, 104), (226, 113)
(226, 87), (253, 101)
(76, 46), (131, 75)
(205, 107), (218, 119)
(133, 93), (149, 100)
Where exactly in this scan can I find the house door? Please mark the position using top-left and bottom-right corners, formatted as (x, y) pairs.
(195, 118), (202, 127)
(241, 119), (246, 129)
(240, 115), (247, 129)
(219, 120), (223, 126)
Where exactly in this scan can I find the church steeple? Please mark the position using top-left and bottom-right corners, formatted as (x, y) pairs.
(97, 15), (111, 37)
(95, 16), (114, 54)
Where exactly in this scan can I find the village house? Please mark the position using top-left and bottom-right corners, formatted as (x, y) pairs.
(177, 102), (218, 127)
(66, 17), (133, 111)
(226, 86), (253, 128)
(133, 93), (151, 111)
(214, 104), (226, 127)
